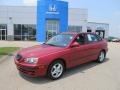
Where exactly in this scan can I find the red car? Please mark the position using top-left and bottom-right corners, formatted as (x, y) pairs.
(15, 32), (108, 80)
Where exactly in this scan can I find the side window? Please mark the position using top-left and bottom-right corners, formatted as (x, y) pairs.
(75, 34), (86, 45)
(87, 34), (99, 43)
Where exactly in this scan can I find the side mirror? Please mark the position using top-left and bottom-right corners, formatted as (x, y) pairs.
(71, 42), (79, 47)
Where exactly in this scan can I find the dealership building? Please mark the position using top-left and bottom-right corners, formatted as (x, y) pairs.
(0, 0), (109, 42)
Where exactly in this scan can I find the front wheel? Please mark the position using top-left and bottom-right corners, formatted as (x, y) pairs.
(47, 60), (65, 80)
(97, 51), (106, 63)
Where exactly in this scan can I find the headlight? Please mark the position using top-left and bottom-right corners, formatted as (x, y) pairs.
(24, 58), (38, 64)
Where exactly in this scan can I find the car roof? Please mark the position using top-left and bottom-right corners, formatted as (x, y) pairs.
(62, 32), (96, 35)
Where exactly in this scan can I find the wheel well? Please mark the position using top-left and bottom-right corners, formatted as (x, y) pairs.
(49, 58), (66, 69)
(101, 49), (106, 55)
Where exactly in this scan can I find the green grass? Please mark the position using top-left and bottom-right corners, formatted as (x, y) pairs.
(0, 47), (20, 56)
(0, 55), (3, 58)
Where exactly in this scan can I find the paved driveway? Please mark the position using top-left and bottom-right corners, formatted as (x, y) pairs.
(0, 42), (120, 90)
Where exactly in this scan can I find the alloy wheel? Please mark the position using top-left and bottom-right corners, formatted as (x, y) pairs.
(51, 63), (63, 78)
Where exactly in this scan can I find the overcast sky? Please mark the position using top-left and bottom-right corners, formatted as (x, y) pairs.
(0, 0), (120, 37)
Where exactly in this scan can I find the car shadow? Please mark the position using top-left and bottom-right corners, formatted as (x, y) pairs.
(19, 58), (109, 84)
(63, 58), (109, 79)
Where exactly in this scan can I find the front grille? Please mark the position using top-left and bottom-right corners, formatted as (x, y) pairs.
(18, 67), (35, 76)
(16, 54), (22, 61)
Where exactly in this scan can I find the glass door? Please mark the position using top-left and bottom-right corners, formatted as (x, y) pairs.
(0, 30), (1, 40)
(46, 20), (59, 40)
(0, 29), (7, 40)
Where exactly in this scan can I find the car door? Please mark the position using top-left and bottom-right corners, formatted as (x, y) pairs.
(85, 33), (102, 61)
(69, 34), (93, 67)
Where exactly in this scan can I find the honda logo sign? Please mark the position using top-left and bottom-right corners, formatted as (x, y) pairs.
(46, 4), (59, 14)
(49, 4), (57, 12)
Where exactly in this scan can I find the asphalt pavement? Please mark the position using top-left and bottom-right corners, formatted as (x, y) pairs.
(0, 42), (120, 90)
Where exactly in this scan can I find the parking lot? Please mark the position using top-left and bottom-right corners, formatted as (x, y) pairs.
(0, 42), (120, 90)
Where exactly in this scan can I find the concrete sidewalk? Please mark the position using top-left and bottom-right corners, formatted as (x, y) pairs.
(0, 41), (42, 48)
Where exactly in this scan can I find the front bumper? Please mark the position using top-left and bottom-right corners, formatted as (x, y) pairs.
(15, 61), (47, 77)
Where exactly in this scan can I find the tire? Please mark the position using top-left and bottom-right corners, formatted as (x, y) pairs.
(97, 51), (106, 63)
(47, 60), (65, 80)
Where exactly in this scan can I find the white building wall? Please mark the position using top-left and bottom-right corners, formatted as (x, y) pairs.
(68, 8), (88, 32)
(0, 6), (36, 40)
(87, 22), (109, 38)
(0, 6), (109, 40)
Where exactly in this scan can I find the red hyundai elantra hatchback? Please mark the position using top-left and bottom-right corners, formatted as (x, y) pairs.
(15, 32), (108, 80)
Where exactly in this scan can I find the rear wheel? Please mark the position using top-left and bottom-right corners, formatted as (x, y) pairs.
(47, 60), (65, 80)
(97, 51), (106, 63)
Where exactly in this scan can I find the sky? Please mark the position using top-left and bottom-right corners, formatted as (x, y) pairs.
(0, 0), (120, 37)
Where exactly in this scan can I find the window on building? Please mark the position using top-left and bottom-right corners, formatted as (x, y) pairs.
(0, 24), (7, 40)
(14, 24), (36, 41)
(87, 30), (92, 32)
(28, 25), (36, 40)
(96, 27), (105, 38)
(0, 24), (7, 29)
(87, 27), (92, 32)
(68, 26), (82, 32)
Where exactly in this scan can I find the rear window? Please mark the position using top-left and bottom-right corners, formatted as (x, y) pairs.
(96, 34), (102, 41)
(87, 34), (101, 43)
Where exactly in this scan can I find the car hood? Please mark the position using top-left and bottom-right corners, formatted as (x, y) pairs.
(18, 44), (64, 58)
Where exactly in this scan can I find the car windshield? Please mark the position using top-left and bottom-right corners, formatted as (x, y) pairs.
(45, 34), (74, 47)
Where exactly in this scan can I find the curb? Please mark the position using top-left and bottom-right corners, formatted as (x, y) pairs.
(0, 48), (21, 64)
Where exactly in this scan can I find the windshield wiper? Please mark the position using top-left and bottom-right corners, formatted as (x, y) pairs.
(44, 43), (57, 46)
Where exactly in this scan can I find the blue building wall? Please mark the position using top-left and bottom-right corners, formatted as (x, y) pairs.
(37, 0), (68, 42)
